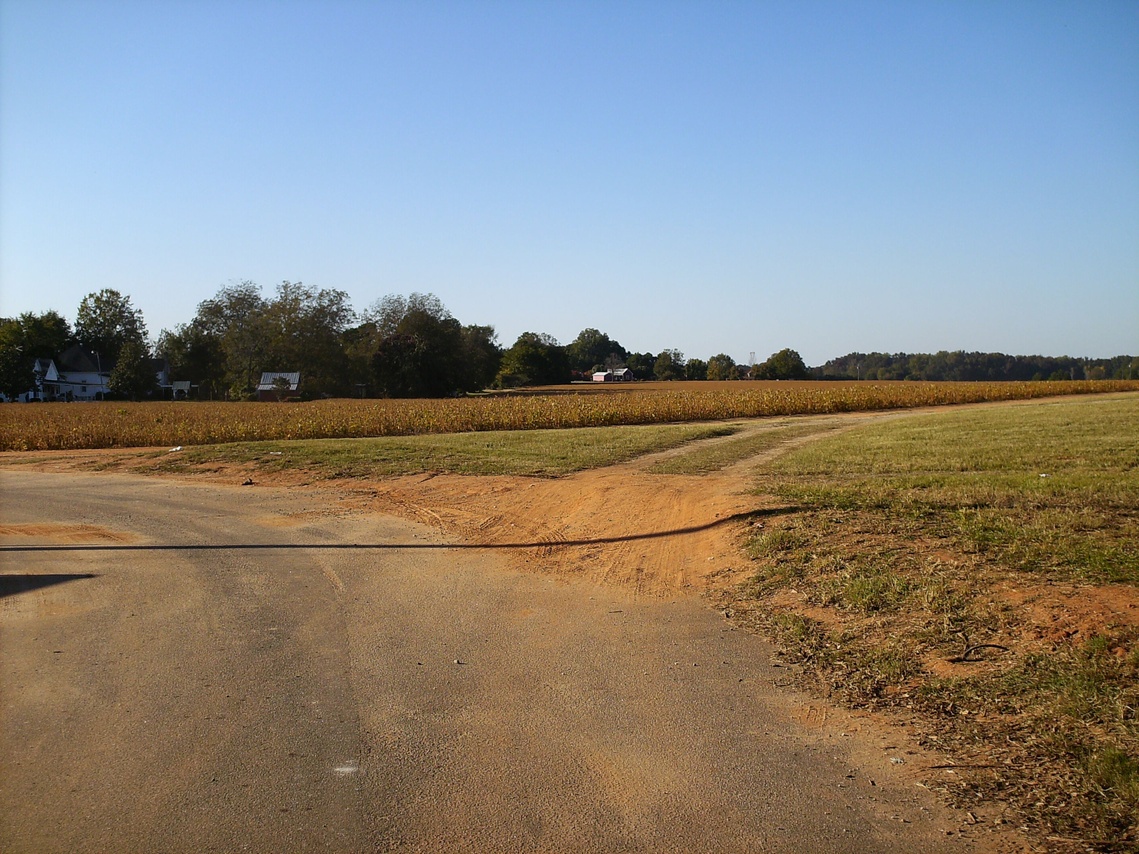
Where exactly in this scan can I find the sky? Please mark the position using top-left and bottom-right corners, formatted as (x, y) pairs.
(1, 0), (1136, 367)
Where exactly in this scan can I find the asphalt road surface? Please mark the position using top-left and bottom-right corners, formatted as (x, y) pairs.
(1, 471), (977, 853)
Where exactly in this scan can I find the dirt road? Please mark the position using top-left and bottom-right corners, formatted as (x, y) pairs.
(2, 470), (990, 852)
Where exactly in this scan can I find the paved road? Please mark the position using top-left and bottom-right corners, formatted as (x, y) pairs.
(1, 471), (972, 852)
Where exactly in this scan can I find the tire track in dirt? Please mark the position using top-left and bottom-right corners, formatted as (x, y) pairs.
(0, 523), (140, 544)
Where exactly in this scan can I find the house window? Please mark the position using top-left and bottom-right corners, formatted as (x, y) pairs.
(81, 386), (87, 393)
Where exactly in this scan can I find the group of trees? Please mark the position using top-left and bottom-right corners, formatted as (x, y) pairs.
(5, 283), (1136, 401)
(554, 330), (809, 384)
(0, 310), (72, 398)
(2, 284), (507, 401)
(354, 293), (500, 397)
(159, 281), (359, 399)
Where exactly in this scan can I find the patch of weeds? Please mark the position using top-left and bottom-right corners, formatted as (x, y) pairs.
(79, 450), (166, 472)
(1085, 746), (1139, 812)
(815, 560), (913, 613)
(746, 527), (808, 558)
(772, 612), (824, 646)
(739, 558), (806, 599)
(840, 644), (918, 699)
(908, 633), (1139, 846)
(767, 613), (836, 669)
(765, 611), (917, 703)
(955, 507), (1139, 584)
(912, 570), (971, 619)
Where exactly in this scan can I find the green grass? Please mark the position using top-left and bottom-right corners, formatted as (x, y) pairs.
(152, 422), (738, 478)
(645, 419), (842, 474)
(728, 393), (1139, 847)
(759, 395), (1139, 584)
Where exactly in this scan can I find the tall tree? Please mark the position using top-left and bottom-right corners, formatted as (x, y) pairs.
(496, 332), (569, 387)
(654, 349), (685, 381)
(367, 293), (484, 397)
(685, 358), (708, 380)
(15, 310), (72, 360)
(706, 353), (738, 381)
(75, 289), (147, 366)
(194, 281), (269, 398)
(0, 319), (35, 399)
(108, 338), (158, 400)
(156, 321), (225, 398)
(754, 348), (809, 380)
(340, 320), (379, 396)
(0, 311), (71, 399)
(261, 281), (355, 397)
(566, 328), (627, 372)
(624, 352), (656, 380)
(460, 324), (502, 391)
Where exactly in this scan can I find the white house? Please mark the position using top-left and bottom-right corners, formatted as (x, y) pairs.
(13, 344), (171, 401)
(51, 344), (110, 401)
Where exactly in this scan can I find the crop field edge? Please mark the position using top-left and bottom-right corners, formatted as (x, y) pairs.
(2, 380), (1137, 452)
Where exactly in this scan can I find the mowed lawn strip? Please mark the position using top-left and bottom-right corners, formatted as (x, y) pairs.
(154, 423), (739, 478)
(763, 394), (1139, 584)
(727, 393), (1139, 846)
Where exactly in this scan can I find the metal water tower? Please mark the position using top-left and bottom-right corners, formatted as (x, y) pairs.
(749, 351), (756, 366)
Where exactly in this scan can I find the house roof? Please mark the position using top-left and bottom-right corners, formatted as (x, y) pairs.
(56, 344), (104, 374)
(257, 372), (301, 391)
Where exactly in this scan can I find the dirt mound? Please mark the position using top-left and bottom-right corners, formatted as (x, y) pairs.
(349, 464), (762, 598)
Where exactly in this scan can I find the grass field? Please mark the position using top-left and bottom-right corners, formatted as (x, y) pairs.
(2, 379), (1136, 451)
(728, 394), (1139, 846)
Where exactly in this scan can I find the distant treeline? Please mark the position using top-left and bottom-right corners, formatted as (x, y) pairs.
(3, 282), (1136, 400)
(813, 351), (1138, 382)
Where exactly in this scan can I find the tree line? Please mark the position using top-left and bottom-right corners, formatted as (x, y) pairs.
(813, 351), (1139, 382)
(2, 284), (1135, 400)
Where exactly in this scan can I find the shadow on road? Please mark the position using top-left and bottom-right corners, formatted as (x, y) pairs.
(0, 573), (99, 598)
(0, 508), (799, 553)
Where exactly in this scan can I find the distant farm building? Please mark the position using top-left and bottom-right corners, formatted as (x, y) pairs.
(592, 367), (634, 383)
(257, 372), (301, 401)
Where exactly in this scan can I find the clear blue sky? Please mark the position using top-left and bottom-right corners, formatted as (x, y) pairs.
(2, 0), (1136, 366)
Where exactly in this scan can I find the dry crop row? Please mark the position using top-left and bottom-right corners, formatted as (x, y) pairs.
(2, 381), (1136, 452)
